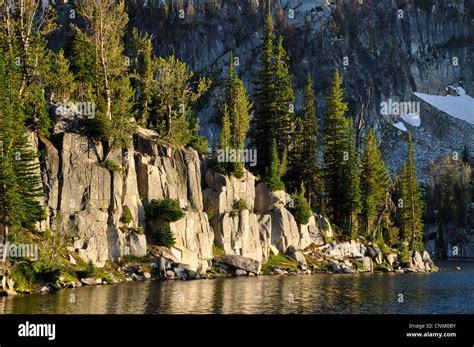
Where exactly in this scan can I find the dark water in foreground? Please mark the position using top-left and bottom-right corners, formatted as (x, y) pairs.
(1, 261), (473, 314)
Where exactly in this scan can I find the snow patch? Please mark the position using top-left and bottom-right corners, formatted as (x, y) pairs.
(392, 122), (407, 132)
(401, 113), (421, 127)
(414, 89), (474, 125)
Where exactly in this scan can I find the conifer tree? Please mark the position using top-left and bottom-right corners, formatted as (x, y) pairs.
(287, 74), (320, 202)
(360, 128), (389, 240)
(65, 29), (95, 100)
(400, 131), (424, 251)
(130, 28), (154, 126)
(264, 138), (285, 191)
(272, 36), (295, 154)
(342, 118), (361, 237)
(251, 15), (276, 174)
(220, 51), (251, 175)
(0, 53), (45, 244)
(291, 183), (313, 225)
(48, 49), (76, 102)
(323, 69), (349, 229)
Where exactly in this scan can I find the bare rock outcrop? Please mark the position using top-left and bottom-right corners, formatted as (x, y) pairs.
(210, 209), (263, 262)
(203, 169), (255, 215)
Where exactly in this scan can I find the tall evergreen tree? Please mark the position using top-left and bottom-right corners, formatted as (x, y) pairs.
(251, 15), (276, 174)
(360, 128), (389, 240)
(287, 74), (320, 203)
(323, 69), (349, 229)
(400, 131), (424, 251)
(221, 51), (252, 171)
(342, 118), (361, 237)
(65, 29), (95, 101)
(47, 49), (76, 102)
(0, 53), (45, 245)
(272, 36), (295, 154)
(130, 28), (154, 126)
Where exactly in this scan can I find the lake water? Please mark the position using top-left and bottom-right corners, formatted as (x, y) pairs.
(1, 261), (473, 314)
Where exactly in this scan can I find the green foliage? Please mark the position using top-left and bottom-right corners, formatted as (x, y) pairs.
(149, 55), (211, 147)
(212, 243), (225, 258)
(121, 206), (133, 224)
(189, 133), (209, 155)
(261, 253), (299, 273)
(206, 209), (218, 221)
(145, 199), (185, 222)
(47, 49), (76, 102)
(287, 74), (320, 202)
(100, 160), (123, 173)
(251, 15), (295, 174)
(233, 199), (248, 212)
(360, 128), (389, 240)
(0, 54), (45, 235)
(323, 70), (360, 236)
(264, 139), (285, 191)
(399, 132), (424, 252)
(65, 29), (95, 100)
(221, 51), (251, 152)
(291, 184), (313, 225)
(156, 223), (176, 247)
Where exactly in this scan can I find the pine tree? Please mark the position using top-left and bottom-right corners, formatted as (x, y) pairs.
(291, 183), (313, 225)
(251, 15), (276, 174)
(220, 51), (251, 175)
(65, 29), (95, 101)
(219, 105), (231, 150)
(360, 128), (389, 240)
(48, 49), (76, 102)
(341, 118), (361, 237)
(264, 138), (285, 191)
(287, 74), (320, 203)
(323, 69), (349, 229)
(0, 53), (45, 244)
(400, 131), (424, 251)
(130, 28), (154, 126)
(272, 36), (295, 154)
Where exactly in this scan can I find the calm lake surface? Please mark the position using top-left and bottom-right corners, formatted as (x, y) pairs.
(1, 261), (473, 314)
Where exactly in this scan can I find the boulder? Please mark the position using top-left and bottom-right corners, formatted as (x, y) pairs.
(386, 253), (397, 266)
(362, 256), (374, 272)
(286, 246), (307, 265)
(235, 269), (247, 276)
(254, 183), (291, 213)
(80, 278), (99, 286)
(128, 232), (147, 257)
(325, 240), (364, 259)
(222, 255), (261, 274)
(411, 251), (425, 271)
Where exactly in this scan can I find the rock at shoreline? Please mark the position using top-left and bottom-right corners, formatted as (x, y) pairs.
(222, 255), (261, 274)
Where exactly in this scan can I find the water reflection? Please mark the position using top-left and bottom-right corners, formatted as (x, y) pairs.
(2, 262), (474, 314)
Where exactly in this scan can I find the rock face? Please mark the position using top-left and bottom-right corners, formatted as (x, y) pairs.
(210, 210), (263, 262)
(203, 169), (255, 215)
(169, 212), (214, 273)
(135, 129), (203, 210)
(40, 133), (144, 267)
(254, 183), (291, 214)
